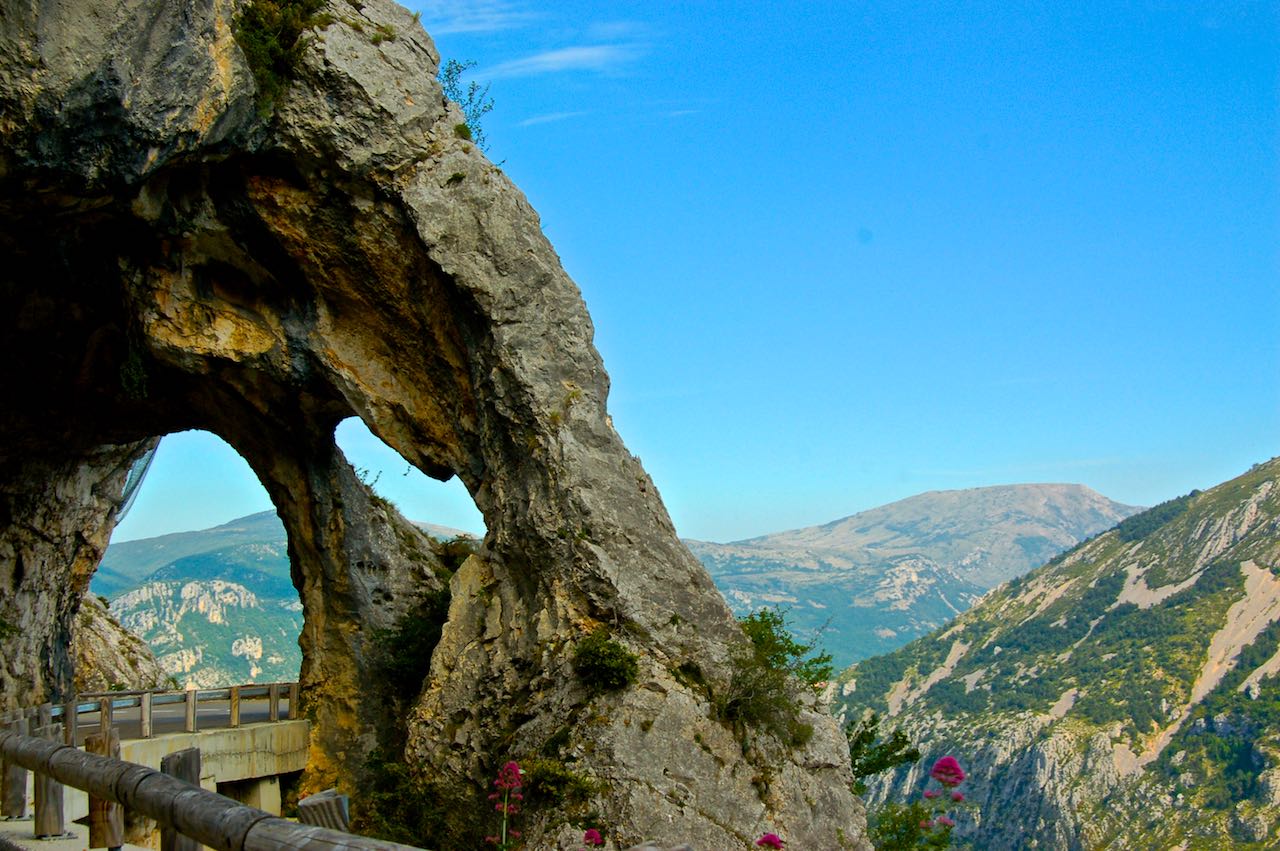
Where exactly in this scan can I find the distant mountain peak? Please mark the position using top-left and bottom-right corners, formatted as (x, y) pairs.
(689, 482), (1141, 668)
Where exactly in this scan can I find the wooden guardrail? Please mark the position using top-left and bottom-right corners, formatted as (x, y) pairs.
(0, 728), (422, 851)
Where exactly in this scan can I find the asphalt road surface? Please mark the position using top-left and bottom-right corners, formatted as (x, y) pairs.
(72, 698), (293, 744)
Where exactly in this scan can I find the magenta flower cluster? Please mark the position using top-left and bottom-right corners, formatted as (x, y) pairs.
(918, 755), (969, 836)
(755, 833), (785, 848)
(485, 761), (524, 849)
(930, 756), (966, 787)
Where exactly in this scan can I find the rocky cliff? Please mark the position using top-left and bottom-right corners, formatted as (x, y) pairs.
(838, 458), (1280, 849)
(0, 1), (868, 847)
(71, 591), (170, 693)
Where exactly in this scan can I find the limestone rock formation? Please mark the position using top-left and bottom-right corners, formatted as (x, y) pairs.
(839, 458), (1280, 849)
(71, 591), (170, 693)
(0, 1), (869, 846)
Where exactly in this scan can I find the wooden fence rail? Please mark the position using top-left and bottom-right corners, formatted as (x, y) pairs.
(0, 729), (423, 851)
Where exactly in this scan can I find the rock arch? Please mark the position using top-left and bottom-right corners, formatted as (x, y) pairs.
(0, 0), (868, 846)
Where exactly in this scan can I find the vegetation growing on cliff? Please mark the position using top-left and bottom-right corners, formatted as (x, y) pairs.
(572, 628), (639, 694)
(847, 711), (920, 796)
(716, 608), (832, 746)
(439, 59), (495, 152)
(837, 458), (1280, 848)
(233, 0), (330, 112)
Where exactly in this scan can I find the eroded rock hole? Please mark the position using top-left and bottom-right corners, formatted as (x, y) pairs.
(98, 423), (485, 703)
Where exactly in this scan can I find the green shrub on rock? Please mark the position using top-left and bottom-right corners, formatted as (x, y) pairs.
(715, 608), (832, 747)
(572, 628), (638, 694)
(233, 0), (331, 112)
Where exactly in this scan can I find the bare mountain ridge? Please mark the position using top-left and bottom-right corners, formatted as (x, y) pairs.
(689, 484), (1141, 666)
(731, 483), (1137, 582)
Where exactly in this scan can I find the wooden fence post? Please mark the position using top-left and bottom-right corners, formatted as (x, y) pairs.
(159, 748), (201, 851)
(32, 723), (65, 838)
(298, 788), (350, 832)
(267, 684), (280, 723)
(184, 689), (197, 733)
(98, 697), (113, 734)
(62, 698), (78, 746)
(2, 714), (27, 818)
(140, 692), (153, 739)
(86, 728), (124, 850)
(228, 686), (240, 729)
(36, 703), (52, 728)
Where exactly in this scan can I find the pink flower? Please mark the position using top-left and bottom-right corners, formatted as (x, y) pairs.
(583, 828), (604, 847)
(756, 834), (785, 849)
(936, 815), (956, 828)
(923, 789), (940, 799)
(929, 756), (966, 787)
(952, 791), (965, 802)
(493, 761), (523, 790)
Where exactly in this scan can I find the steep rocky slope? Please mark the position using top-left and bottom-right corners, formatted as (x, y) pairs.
(71, 592), (169, 693)
(691, 484), (1139, 666)
(111, 570), (301, 687)
(838, 458), (1280, 849)
(0, 1), (868, 846)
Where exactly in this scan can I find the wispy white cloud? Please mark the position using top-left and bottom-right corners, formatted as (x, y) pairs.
(414, 0), (538, 35)
(485, 44), (645, 79)
(518, 111), (589, 127)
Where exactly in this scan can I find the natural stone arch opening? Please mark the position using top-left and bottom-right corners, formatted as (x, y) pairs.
(103, 423), (484, 690)
(0, 2), (868, 846)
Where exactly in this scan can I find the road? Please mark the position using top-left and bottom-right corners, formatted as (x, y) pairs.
(72, 698), (293, 744)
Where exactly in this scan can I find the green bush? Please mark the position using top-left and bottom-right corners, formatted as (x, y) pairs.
(522, 757), (595, 810)
(739, 608), (833, 686)
(372, 589), (451, 704)
(847, 712), (920, 796)
(233, 0), (331, 112)
(572, 628), (638, 694)
(350, 748), (470, 848)
(439, 59), (495, 151)
(715, 608), (832, 747)
(870, 801), (953, 850)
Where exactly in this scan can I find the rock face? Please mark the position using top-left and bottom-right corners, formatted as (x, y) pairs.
(0, 1), (869, 847)
(838, 458), (1280, 849)
(71, 591), (170, 693)
(0, 443), (153, 709)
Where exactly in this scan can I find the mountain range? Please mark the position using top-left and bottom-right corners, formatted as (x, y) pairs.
(837, 458), (1280, 849)
(93, 512), (468, 687)
(689, 483), (1140, 666)
(96, 483), (1139, 686)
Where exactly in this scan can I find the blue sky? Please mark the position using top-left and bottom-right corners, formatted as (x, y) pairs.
(112, 0), (1279, 544)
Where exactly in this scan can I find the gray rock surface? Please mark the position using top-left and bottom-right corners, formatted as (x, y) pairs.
(71, 591), (170, 693)
(0, 1), (869, 846)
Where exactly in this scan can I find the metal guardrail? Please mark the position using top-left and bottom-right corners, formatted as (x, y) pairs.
(47, 682), (298, 741)
(0, 729), (422, 851)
